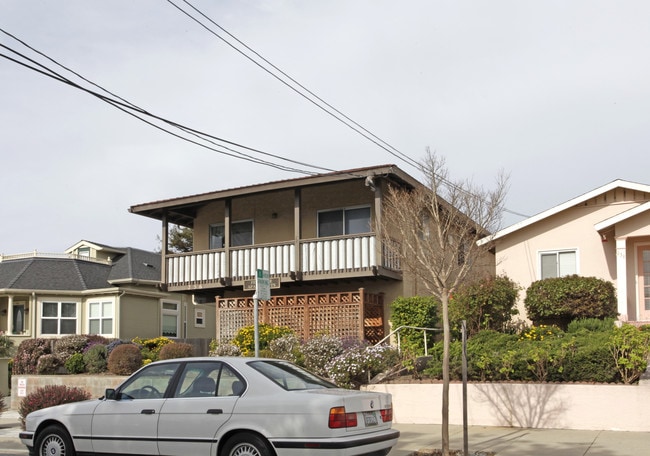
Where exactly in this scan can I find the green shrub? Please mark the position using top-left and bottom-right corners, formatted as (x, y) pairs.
(465, 330), (520, 381)
(133, 336), (174, 363)
(158, 342), (194, 360)
(301, 334), (344, 376)
(13, 339), (52, 375)
(54, 335), (89, 359)
(561, 332), (617, 383)
(18, 385), (91, 430)
(423, 340), (464, 380)
(0, 332), (15, 358)
(231, 324), (293, 356)
(567, 318), (616, 333)
(389, 296), (440, 355)
(65, 353), (86, 374)
(36, 354), (64, 375)
(450, 275), (520, 336)
(524, 275), (617, 327)
(83, 345), (108, 374)
(609, 324), (650, 384)
(107, 344), (143, 375)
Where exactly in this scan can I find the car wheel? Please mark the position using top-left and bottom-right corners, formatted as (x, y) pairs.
(35, 424), (75, 456)
(221, 432), (273, 456)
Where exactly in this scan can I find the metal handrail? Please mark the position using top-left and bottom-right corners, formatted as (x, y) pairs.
(375, 325), (442, 356)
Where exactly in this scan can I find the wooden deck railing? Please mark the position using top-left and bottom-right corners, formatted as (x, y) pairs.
(165, 235), (400, 288)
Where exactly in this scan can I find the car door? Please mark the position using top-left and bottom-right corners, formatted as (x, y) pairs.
(91, 362), (180, 455)
(157, 361), (244, 456)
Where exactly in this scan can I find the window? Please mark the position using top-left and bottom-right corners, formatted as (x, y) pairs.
(88, 300), (114, 336)
(119, 362), (180, 399)
(194, 308), (206, 328)
(209, 221), (254, 249)
(318, 206), (371, 237)
(41, 301), (77, 335)
(77, 247), (91, 257)
(162, 301), (180, 338)
(540, 250), (577, 279)
(173, 361), (245, 398)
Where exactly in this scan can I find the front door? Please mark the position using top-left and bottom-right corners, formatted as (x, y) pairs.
(637, 245), (650, 321)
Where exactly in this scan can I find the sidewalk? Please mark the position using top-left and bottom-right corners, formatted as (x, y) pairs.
(2, 409), (649, 455)
(391, 423), (650, 456)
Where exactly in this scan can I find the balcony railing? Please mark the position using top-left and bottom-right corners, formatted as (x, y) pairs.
(166, 234), (400, 288)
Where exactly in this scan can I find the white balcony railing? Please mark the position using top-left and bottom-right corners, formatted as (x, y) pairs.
(166, 235), (393, 288)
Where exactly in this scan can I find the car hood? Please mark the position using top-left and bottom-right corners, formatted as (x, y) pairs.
(27, 398), (103, 420)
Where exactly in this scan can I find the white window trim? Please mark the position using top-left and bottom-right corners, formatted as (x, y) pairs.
(38, 298), (80, 337)
(86, 298), (115, 337)
(537, 248), (579, 280)
(161, 300), (181, 338)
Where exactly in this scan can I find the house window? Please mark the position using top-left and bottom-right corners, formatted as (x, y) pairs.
(195, 308), (206, 328)
(78, 247), (91, 257)
(540, 250), (577, 279)
(318, 206), (371, 237)
(41, 301), (78, 335)
(209, 221), (254, 249)
(162, 301), (180, 338)
(88, 300), (114, 336)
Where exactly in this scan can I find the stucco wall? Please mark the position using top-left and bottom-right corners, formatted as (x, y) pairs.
(366, 377), (650, 432)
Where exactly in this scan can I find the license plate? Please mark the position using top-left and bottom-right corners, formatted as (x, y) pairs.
(363, 411), (378, 426)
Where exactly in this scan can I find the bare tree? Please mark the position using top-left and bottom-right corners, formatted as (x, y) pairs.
(379, 150), (508, 455)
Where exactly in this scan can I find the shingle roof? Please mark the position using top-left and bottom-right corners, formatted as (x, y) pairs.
(0, 248), (161, 291)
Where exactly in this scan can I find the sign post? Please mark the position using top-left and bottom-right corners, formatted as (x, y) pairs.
(254, 269), (271, 357)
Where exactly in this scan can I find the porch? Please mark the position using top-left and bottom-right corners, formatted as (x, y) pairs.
(215, 288), (386, 344)
(165, 234), (401, 291)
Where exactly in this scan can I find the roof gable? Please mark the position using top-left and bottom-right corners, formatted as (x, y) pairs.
(486, 179), (650, 243)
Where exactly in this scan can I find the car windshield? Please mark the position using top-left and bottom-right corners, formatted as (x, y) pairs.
(248, 360), (336, 391)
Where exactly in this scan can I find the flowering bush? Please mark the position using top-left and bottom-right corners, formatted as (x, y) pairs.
(302, 334), (344, 376)
(54, 335), (89, 359)
(209, 341), (242, 357)
(133, 336), (174, 363)
(232, 324), (293, 356)
(18, 385), (91, 430)
(268, 334), (302, 363)
(36, 354), (64, 375)
(325, 344), (399, 389)
(13, 339), (52, 375)
(520, 325), (563, 341)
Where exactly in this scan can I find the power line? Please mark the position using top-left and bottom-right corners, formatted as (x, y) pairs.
(167, 0), (422, 171)
(0, 28), (340, 176)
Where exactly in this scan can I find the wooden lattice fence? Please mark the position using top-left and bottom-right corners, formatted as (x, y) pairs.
(216, 288), (385, 344)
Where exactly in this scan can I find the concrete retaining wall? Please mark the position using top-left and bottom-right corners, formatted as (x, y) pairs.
(10, 375), (127, 410)
(365, 377), (650, 432)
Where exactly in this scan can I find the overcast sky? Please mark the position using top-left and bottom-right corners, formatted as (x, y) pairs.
(2, 1), (649, 254)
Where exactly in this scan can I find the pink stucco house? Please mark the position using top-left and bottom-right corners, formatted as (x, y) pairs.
(484, 179), (650, 324)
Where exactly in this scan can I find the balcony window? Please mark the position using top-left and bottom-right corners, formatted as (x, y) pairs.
(318, 207), (371, 237)
(210, 221), (254, 249)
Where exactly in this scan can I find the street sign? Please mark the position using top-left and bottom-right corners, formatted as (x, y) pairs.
(255, 269), (271, 301)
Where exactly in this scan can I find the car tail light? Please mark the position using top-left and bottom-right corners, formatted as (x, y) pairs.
(380, 406), (393, 422)
(328, 406), (358, 428)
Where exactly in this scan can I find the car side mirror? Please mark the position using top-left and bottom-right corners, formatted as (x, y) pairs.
(105, 388), (117, 400)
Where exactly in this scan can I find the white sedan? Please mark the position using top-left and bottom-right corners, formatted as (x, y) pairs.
(20, 356), (399, 456)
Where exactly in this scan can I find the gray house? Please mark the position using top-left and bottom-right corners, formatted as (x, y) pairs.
(0, 240), (215, 345)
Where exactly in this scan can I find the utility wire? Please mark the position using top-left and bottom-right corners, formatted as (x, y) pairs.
(167, 0), (422, 171)
(0, 28), (339, 176)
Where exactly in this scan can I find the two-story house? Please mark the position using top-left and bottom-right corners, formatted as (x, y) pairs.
(129, 165), (438, 344)
(0, 241), (215, 347)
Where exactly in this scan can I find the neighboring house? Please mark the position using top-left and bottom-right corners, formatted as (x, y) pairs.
(131, 164), (491, 343)
(0, 240), (215, 345)
(484, 179), (650, 324)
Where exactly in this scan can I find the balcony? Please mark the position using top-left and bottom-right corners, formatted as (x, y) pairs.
(165, 234), (401, 291)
